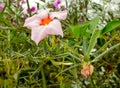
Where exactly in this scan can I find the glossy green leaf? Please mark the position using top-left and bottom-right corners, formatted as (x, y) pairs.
(101, 20), (120, 35)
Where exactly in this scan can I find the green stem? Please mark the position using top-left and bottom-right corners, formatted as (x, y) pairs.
(56, 52), (81, 62)
(4, 80), (7, 88)
(91, 43), (120, 63)
(26, 0), (31, 16)
(56, 63), (81, 77)
(41, 67), (47, 88)
(0, 33), (7, 38)
(7, 30), (11, 58)
(94, 34), (117, 56)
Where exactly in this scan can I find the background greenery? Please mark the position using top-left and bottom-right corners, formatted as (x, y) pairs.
(0, 0), (120, 88)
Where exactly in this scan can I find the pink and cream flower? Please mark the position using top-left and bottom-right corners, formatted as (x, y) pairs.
(24, 9), (67, 45)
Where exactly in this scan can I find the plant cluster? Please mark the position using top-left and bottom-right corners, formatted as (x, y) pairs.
(0, 0), (120, 88)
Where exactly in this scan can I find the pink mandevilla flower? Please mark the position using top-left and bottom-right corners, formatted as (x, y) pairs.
(24, 9), (67, 45)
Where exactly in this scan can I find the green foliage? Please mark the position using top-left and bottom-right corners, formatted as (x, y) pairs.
(69, 22), (89, 38)
(0, 0), (120, 88)
(101, 20), (120, 35)
(69, 16), (100, 38)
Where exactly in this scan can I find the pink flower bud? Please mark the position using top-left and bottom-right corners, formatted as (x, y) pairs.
(53, 0), (61, 9)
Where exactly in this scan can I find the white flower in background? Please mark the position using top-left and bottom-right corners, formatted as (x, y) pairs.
(91, 0), (104, 6)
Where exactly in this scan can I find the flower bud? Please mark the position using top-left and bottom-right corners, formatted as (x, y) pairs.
(81, 64), (94, 79)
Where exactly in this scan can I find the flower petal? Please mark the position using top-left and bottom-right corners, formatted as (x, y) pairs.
(24, 14), (40, 29)
(24, 20), (40, 29)
(31, 26), (47, 45)
(24, 9), (50, 29)
(50, 10), (67, 20)
(46, 19), (63, 37)
(37, 9), (50, 19)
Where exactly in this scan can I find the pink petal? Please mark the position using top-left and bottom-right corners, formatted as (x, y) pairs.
(46, 19), (63, 37)
(24, 9), (50, 29)
(31, 26), (47, 45)
(37, 9), (50, 19)
(50, 10), (67, 20)
(31, 19), (63, 45)
(24, 14), (40, 29)
(24, 21), (40, 29)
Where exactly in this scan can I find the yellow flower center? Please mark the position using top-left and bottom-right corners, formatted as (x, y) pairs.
(40, 17), (52, 25)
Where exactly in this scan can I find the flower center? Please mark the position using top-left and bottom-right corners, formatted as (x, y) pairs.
(40, 17), (52, 26)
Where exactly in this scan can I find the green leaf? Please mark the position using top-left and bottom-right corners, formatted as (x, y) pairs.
(101, 20), (120, 35)
(69, 22), (89, 38)
(85, 30), (101, 61)
(88, 16), (100, 33)
(82, 38), (88, 55)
